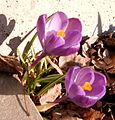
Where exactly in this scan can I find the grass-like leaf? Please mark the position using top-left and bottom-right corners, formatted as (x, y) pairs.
(35, 74), (62, 83)
(22, 32), (37, 60)
(37, 75), (64, 97)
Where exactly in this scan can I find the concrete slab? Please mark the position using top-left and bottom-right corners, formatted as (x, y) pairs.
(0, 73), (43, 120)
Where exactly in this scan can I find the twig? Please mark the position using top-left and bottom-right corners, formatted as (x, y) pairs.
(21, 26), (36, 41)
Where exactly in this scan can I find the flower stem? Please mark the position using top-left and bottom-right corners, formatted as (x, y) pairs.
(30, 52), (46, 69)
(54, 95), (68, 103)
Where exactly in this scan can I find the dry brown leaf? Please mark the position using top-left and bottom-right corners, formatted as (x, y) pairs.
(74, 55), (90, 67)
(92, 56), (115, 74)
(36, 102), (58, 112)
(61, 115), (83, 120)
(52, 110), (83, 120)
(0, 55), (23, 74)
(82, 36), (98, 57)
(83, 108), (105, 120)
(59, 54), (90, 71)
(103, 36), (115, 49)
(40, 83), (62, 105)
(59, 53), (78, 68)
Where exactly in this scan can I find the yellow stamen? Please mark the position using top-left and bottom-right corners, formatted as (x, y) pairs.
(57, 30), (65, 38)
(81, 82), (92, 91)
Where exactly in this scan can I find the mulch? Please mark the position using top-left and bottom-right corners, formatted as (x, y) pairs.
(0, 31), (115, 120)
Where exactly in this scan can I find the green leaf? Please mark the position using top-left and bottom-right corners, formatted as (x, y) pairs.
(17, 49), (28, 70)
(22, 32), (37, 60)
(37, 75), (64, 97)
(35, 74), (62, 83)
(17, 49), (25, 64)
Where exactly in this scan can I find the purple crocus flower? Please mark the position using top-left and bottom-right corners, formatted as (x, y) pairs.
(31, 11), (82, 67)
(65, 66), (107, 108)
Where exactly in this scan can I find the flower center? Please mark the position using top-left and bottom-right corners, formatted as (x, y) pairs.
(57, 30), (65, 38)
(81, 82), (92, 91)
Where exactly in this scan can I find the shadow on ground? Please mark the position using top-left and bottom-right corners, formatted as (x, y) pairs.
(0, 73), (24, 95)
(0, 14), (36, 56)
(0, 14), (15, 45)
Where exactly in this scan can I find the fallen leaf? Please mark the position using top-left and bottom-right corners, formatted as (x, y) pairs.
(36, 102), (58, 112)
(52, 108), (83, 120)
(61, 115), (83, 120)
(0, 55), (23, 74)
(59, 54), (90, 71)
(83, 108), (105, 120)
(82, 36), (98, 57)
(40, 83), (62, 105)
(59, 53), (78, 68)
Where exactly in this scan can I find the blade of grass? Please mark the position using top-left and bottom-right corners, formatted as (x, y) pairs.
(35, 74), (62, 83)
(37, 75), (64, 97)
(22, 32), (37, 59)
(17, 49), (28, 70)
(17, 49), (26, 64)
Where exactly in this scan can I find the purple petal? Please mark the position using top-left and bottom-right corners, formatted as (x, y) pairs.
(85, 72), (106, 99)
(44, 31), (65, 54)
(31, 52), (46, 68)
(37, 14), (47, 47)
(68, 84), (85, 98)
(65, 66), (80, 91)
(64, 30), (82, 48)
(86, 85), (106, 100)
(50, 44), (80, 56)
(65, 18), (82, 34)
(94, 72), (107, 86)
(47, 12), (68, 31)
(72, 95), (97, 108)
(74, 67), (95, 86)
